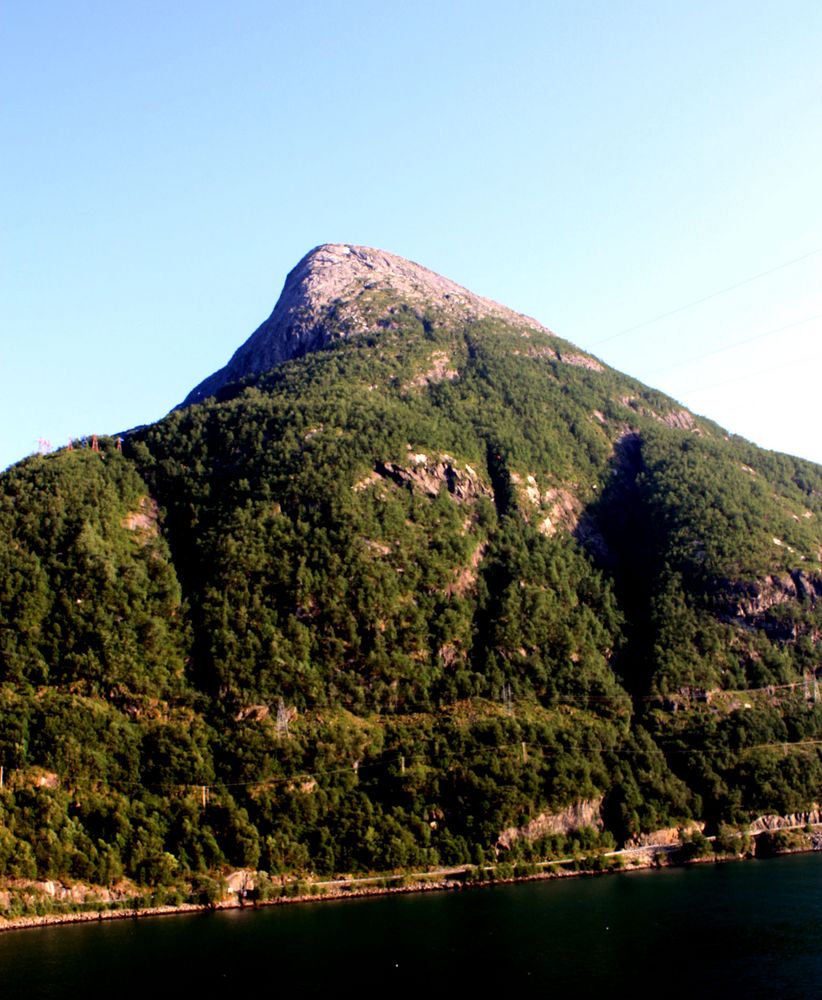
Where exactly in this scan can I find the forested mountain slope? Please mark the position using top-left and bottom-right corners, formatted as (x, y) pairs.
(2, 244), (822, 893)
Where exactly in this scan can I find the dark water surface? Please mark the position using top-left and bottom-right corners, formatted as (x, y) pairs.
(2, 854), (822, 998)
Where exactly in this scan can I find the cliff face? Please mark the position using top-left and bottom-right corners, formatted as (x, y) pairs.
(497, 798), (605, 850)
(181, 243), (548, 406)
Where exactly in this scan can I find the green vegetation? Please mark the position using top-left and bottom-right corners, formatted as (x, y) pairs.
(2, 292), (822, 908)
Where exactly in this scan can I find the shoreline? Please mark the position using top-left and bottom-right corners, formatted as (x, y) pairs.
(2, 835), (819, 936)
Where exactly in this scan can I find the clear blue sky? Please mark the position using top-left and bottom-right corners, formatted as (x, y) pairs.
(3, 0), (821, 471)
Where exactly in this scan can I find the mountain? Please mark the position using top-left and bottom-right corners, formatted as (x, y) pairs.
(2, 244), (822, 904)
(181, 243), (546, 406)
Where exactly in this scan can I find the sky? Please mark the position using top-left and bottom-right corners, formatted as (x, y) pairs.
(3, 0), (821, 471)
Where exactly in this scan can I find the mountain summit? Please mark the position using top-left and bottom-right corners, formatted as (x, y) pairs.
(182, 243), (547, 406)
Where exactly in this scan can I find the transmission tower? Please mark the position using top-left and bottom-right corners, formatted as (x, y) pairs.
(276, 698), (291, 738)
(502, 683), (514, 716)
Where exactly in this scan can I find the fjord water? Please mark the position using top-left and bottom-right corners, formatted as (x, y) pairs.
(3, 855), (821, 999)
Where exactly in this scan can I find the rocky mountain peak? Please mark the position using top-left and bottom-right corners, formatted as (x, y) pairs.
(181, 243), (547, 407)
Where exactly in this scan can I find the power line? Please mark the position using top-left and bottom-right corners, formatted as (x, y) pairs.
(6, 722), (822, 797)
(642, 312), (822, 378)
(589, 248), (822, 349)
(679, 350), (822, 396)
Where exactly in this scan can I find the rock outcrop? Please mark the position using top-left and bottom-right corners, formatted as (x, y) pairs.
(728, 572), (822, 617)
(370, 449), (493, 503)
(716, 571), (822, 640)
(749, 806), (822, 833)
(627, 822), (705, 847)
(497, 798), (604, 850)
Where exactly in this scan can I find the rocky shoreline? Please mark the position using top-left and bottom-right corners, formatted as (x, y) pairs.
(2, 827), (820, 936)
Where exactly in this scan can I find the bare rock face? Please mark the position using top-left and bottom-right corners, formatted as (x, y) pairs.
(181, 244), (547, 407)
(496, 797), (604, 850)
(121, 495), (160, 544)
(749, 806), (822, 833)
(372, 449), (493, 502)
(718, 571), (822, 640)
(627, 822), (705, 847)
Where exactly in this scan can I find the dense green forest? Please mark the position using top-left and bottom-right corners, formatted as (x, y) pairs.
(3, 280), (822, 907)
